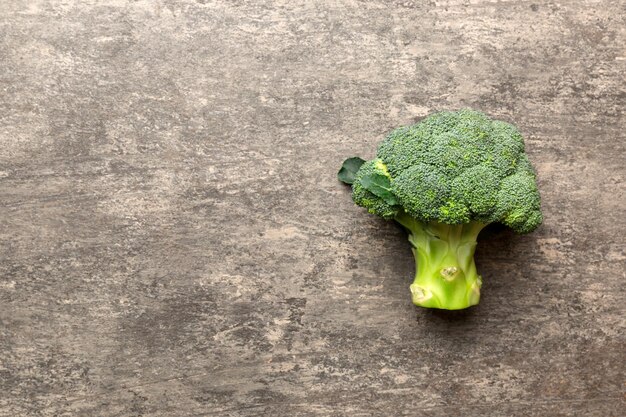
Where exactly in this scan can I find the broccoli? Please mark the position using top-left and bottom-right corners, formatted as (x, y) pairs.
(338, 109), (542, 310)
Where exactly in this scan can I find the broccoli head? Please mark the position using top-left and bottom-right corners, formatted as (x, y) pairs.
(338, 109), (542, 310)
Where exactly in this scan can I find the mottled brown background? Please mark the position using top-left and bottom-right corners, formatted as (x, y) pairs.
(1, 1), (624, 416)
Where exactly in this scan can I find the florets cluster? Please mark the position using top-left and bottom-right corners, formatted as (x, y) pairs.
(352, 109), (542, 233)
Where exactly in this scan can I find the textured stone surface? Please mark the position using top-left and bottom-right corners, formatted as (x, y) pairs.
(1, 0), (624, 416)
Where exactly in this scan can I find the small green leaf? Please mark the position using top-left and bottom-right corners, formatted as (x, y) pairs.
(338, 157), (366, 185)
(361, 173), (398, 205)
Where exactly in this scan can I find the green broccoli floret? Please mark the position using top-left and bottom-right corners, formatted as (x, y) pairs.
(351, 159), (399, 219)
(338, 109), (542, 310)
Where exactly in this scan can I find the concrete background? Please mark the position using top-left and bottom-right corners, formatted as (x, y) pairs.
(1, 0), (624, 416)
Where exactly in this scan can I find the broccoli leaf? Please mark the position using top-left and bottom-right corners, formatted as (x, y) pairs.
(338, 157), (366, 184)
(361, 173), (398, 205)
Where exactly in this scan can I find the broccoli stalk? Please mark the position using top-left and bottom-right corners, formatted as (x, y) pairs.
(338, 109), (542, 310)
(396, 212), (486, 309)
